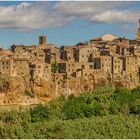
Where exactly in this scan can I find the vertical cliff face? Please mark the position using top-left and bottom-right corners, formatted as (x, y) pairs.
(0, 71), (138, 105)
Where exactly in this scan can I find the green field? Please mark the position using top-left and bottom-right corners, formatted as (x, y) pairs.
(0, 86), (140, 139)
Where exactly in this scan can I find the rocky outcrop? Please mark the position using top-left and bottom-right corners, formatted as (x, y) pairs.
(0, 72), (138, 106)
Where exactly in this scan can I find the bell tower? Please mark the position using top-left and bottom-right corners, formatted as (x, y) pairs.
(137, 19), (140, 40)
(39, 35), (46, 45)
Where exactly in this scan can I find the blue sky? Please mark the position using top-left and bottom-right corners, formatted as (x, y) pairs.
(0, 1), (140, 48)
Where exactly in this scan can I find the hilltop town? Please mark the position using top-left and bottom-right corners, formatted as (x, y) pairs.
(0, 20), (140, 105)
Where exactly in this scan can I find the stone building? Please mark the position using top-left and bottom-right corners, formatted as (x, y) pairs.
(1, 19), (140, 91)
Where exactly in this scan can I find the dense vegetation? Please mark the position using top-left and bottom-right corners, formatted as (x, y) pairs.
(0, 86), (140, 138)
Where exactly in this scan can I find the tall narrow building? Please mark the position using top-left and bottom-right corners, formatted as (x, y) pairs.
(137, 19), (140, 40)
(39, 35), (46, 45)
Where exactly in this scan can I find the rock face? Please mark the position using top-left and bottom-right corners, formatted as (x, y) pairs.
(0, 72), (137, 106)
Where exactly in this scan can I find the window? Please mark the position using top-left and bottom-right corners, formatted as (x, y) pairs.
(89, 65), (94, 69)
(82, 65), (85, 69)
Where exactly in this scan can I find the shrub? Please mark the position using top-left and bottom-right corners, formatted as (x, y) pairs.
(108, 101), (120, 114)
(51, 62), (59, 73)
(113, 88), (132, 105)
(48, 96), (65, 120)
(130, 99), (140, 114)
(62, 96), (85, 120)
(30, 104), (49, 122)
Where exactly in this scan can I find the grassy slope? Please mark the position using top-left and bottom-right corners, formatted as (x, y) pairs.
(0, 115), (139, 139)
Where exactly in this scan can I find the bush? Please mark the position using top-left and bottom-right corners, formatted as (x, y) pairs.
(30, 104), (49, 122)
(51, 62), (59, 73)
(48, 96), (65, 120)
(130, 99), (140, 114)
(114, 88), (132, 105)
(62, 95), (85, 120)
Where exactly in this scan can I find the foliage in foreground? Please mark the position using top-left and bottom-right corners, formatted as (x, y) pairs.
(0, 86), (140, 138)
(0, 114), (139, 139)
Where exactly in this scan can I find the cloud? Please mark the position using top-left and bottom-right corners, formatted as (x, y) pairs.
(0, 2), (73, 31)
(53, 1), (139, 24)
(0, 1), (139, 31)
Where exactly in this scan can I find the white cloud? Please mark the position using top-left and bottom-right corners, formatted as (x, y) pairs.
(0, 1), (139, 31)
(53, 1), (139, 24)
(0, 2), (72, 31)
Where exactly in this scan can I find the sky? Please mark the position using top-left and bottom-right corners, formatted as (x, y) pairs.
(0, 1), (140, 48)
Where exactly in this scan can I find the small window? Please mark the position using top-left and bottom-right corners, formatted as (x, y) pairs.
(89, 65), (94, 69)
(82, 65), (85, 69)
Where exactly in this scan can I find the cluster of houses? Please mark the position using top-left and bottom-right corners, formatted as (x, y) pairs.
(1, 20), (140, 88)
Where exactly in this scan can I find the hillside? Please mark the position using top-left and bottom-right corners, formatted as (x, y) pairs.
(0, 86), (139, 138)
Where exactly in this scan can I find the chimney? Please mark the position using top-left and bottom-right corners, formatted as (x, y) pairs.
(39, 35), (46, 45)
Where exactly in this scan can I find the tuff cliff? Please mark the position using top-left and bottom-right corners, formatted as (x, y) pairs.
(0, 72), (136, 106)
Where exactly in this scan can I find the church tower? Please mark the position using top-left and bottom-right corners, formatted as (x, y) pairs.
(137, 19), (140, 40)
(39, 35), (46, 45)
